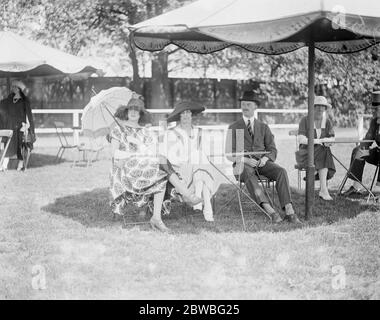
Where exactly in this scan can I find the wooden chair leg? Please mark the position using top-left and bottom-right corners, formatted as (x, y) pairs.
(122, 214), (128, 229)
(237, 183), (247, 231)
(55, 147), (63, 162)
(369, 164), (379, 192)
(337, 173), (349, 195)
(72, 149), (80, 167)
(86, 151), (92, 167)
(59, 148), (66, 161)
(298, 170), (301, 190)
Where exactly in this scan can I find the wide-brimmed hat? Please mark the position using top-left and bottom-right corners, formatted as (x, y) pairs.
(314, 96), (332, 109)
(372, 91), (380, 106)
(167, 101), (205, 122)
(11, 80), (26, 92)
(114, 96), (146, 117)
(239, 91), (262, 105)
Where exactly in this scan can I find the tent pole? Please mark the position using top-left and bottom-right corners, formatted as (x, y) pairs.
(305, 42), (315, 220)
(6, 77), (11, 95)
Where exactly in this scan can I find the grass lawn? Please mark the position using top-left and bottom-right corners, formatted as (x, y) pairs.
(0, 129), (379, 299)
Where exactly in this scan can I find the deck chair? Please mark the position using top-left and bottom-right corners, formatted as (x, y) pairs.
(0, 130), (13, 169)
(208, 154), (273, 231)
(236, 177), (274, 230)
(54, 121), (77, 162)
(214, 171), (273, 231)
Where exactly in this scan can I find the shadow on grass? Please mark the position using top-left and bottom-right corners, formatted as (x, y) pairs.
(30, 152), (64, 168)
(43, 188), (119, 228)
(42, 184), (379, 233)
(6, 152), (61, 170)
(210, 183), (378, 233)
(42, 187), (220, 233)
(10, 152), (66, 169)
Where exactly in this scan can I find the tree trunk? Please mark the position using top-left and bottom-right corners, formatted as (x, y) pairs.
(128, 35), (142, 94)
(146, 0), (171, 109)
(150, 51), (171, 109)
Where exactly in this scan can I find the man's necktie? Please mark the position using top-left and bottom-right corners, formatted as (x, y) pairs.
(247, 119), (253, 138)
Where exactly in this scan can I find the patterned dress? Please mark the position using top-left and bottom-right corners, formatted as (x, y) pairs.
(109, 124), (175, 215)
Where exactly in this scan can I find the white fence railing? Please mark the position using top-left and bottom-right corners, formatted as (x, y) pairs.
(32, 108), (309, 135)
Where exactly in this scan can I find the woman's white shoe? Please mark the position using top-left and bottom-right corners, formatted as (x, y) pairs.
(203, 209), (214, 222)
(193, 203), (202, 211)
(16, 161), (24, 171)
(319, 192), (333, 201)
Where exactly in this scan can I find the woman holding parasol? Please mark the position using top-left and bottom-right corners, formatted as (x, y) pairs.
(108, 97), (202, 232)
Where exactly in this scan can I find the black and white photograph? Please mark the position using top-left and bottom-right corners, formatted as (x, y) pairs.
(0, 0), (379, 303)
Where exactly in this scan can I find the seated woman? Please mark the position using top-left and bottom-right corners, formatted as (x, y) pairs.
(164, 101), (220, 222)
(297, 96), (336, 201)
(109, 97), (202, 232)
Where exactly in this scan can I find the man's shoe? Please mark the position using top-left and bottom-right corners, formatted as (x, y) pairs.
(341, 186), (361, 197)
(284, 214), (302, 224)
(271, 212), (283, 224)
(261, 203), (281, 222)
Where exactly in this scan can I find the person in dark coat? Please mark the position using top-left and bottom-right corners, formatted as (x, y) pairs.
(342, 91), (380, 196)
(296, 96), (336, 201)
(0, 80), (35, 171)
(225, 90), (301, 224)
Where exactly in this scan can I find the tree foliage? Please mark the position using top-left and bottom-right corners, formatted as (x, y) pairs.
(1, 0), (379, 125)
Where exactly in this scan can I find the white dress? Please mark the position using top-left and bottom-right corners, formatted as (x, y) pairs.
(164, 126), (219, 197)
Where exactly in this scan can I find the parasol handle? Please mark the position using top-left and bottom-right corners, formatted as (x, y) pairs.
(103, 105), (125, 132)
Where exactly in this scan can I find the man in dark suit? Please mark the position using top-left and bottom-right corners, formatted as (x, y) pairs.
(343, 91), (380, 196)
(225, 91), (301, 224)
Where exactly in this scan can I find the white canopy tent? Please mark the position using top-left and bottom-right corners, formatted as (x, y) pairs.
(130, 0), (380, 218)
(0, 31), (102, 78)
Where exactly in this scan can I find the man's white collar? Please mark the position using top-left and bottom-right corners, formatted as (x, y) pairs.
(243, 115), (255, 125)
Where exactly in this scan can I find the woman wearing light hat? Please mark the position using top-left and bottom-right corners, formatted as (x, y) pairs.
(164, 101), (220, 221)
(296, 96), (336, 200)
(109, 96), (202, 232)
(0, 80), (35, 171)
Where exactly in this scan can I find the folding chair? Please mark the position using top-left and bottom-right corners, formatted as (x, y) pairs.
(0, 130), (13, 169)
(54, 121), (77, 162)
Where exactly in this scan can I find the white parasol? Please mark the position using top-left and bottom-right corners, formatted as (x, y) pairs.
(81, 87), (139, 138)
